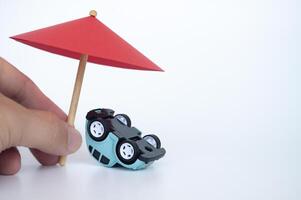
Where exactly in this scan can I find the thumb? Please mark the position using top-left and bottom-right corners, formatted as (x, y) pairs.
(0, 93), (82, 155)
(20, 110), (82, 156)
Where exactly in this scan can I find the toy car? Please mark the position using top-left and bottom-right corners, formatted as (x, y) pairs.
(85, 108), (166, 170)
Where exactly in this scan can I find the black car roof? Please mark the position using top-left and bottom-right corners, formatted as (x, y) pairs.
(86, 108), (114, 120)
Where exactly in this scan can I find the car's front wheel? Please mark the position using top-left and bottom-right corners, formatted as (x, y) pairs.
(116, 140), (139, 164)
(88, 119), (110, 141)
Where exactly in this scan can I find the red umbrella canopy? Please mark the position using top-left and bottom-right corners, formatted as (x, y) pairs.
(11, 12), (163, 71)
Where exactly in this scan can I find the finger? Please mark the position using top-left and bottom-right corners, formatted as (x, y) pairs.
(0, 147), (21, 175)
(30, 149), (59, 166)
(0, 94), (82, 155)
(0, 57), (66, 120)
(0, 57), (68, 164)
(22, 110), (82, 155)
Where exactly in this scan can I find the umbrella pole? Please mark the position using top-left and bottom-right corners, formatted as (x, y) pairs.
(59, 54), (88, 166)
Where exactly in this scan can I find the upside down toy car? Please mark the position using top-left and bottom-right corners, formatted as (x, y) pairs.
(85, 108), (166, 170)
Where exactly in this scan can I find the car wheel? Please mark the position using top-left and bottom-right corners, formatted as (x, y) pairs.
(88, 119), (110, 141)
(116, 140), (139, 164)
(115, 114), (131, 127)
(143, 134), (161, 149)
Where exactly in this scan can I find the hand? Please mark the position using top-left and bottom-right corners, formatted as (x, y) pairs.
(0, 57), (82, 175)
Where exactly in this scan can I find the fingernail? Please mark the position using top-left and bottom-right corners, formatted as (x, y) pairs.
(67, 127), (82, 153)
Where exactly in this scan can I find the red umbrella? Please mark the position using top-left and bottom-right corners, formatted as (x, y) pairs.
(11, 10), (163, 165)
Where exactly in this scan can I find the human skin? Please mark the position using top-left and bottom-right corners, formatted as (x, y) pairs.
(0, 57), (82, 175)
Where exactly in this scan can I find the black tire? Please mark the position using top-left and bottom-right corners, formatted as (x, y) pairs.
(115, 114), (131, 127)
(143, 134), (161, 149)
(87, 118), (110, 141)
(116, 139), (139, 164)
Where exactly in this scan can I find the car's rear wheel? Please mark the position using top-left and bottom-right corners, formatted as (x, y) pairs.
(88, 119), (110, 141)
(116, 140), (139, 164)
(115, 114), (131, 127)
(143, 134), (161, 149)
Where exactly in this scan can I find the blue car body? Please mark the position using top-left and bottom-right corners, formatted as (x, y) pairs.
(85, 108), (166, 170)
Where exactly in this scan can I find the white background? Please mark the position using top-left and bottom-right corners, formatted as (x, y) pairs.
(0, 0), (299, 199)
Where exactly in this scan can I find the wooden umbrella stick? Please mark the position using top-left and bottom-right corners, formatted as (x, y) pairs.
(59, 54), (88, 166)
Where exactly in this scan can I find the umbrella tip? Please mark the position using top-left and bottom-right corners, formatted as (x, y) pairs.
(89, 10), (97, 17)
